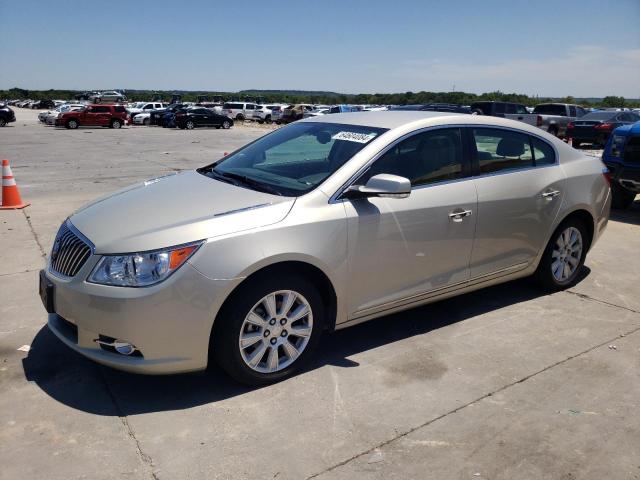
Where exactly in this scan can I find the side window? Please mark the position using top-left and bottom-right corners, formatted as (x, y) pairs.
(246, 104), (255, 110)
(569, 106), (577, 117)
(515, 105), (528, 114)
(472, 128), (533, 174)
(93, 106), (110, 113)
(144, 104), (153, 109)
(114, 106), (125, 113)
(364, 128), (464, 187)
(505, 103), (517, 114)
(531, 137), (555, 166)
(493, 103), (506, 115)
(576, 107), (586, 117)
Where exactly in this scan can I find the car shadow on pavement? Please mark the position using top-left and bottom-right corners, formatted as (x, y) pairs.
(21, 274), (586, 416)
(609, 202), (640, 226)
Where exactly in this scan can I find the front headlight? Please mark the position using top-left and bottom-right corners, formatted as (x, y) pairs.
(88, 241), (203, 287)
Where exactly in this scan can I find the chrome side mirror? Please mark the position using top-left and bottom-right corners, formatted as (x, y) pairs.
(343, 174), (411, 199)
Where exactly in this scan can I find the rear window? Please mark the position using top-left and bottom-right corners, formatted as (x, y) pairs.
(580, 112), (617, 121)
(533, 104), (567, 116)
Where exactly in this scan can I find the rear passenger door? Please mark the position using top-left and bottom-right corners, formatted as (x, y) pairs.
(85, 105), (111, 126)
(468, 128), (565, 278)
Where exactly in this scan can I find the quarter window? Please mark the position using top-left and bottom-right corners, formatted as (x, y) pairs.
(364, 128), (464, 187)
(531, 137), (555, 166)
(472, 128), (533, 174)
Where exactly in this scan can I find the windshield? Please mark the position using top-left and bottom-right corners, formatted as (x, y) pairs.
(199, 122), (387, 196)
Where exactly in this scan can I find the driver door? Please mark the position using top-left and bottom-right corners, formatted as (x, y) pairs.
(344, 127), (477, 316)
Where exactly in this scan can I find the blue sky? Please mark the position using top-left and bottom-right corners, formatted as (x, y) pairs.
(1, 0), (639, 97)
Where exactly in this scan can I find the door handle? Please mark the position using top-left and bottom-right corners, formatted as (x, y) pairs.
(542, 190), (561, 200)
(448, 209), (473, 222)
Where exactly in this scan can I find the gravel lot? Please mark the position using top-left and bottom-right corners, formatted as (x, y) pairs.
(1, 108), (639, 480)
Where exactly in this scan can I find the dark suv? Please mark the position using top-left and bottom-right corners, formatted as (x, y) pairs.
(470, 101), (528, 117)
(0, 104), (16, 127)
(602, 121), (640, 209)
(56, 104), (129, 129)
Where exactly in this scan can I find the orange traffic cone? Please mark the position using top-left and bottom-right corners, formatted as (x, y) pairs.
(1, 159), (30, 209)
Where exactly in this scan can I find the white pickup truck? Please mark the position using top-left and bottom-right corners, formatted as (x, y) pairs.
(506, 103), (588, 138)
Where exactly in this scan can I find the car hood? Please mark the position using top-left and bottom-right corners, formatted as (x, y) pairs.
(69, 170), (294, 254)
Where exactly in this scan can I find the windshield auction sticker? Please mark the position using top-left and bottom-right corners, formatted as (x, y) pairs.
(332, 131), (378, 143)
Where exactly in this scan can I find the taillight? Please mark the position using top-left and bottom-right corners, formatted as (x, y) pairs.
(595, 122), (613, 131)
(602, 167), (611, 187)
(567, 122), (574, 130)
(536, 115), (543, 127)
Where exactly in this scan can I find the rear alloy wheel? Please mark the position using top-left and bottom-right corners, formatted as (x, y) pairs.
(185, 120), (195, 130)
(67, 119), (79, 129)
(535, 220), (587, 291)
(143, 118), (150, 126)
(222, 120), (231, 129)
(111, 119), (122, 129)
(212, 274), (324, 385)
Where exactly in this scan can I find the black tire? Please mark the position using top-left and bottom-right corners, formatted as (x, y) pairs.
(472, 108), (484, 115)
(258, 120), (264, 124)
(143, 118), (150, 126)
(222, 120), (231, 129)
(110, 119), (122, 129)
(0, 118), (6, 127)
(265, 115), (272, 124)
(211, 272), (325, 386)
(571, 139), (581, 148)
(535, 218), (588, 291)
(547, 126), (558, 137)
(236, 114), (245, 121)
(185, 120), (195, 130)
(611, 184), (636, 210)
(66, 119), (79, 129)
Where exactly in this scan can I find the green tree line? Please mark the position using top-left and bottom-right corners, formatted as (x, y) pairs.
(1, 87), (637, 108)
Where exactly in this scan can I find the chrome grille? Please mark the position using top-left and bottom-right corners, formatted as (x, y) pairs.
(50, 223), (92, 278)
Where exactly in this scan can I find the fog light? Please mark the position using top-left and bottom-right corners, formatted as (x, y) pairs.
(114, 341), (136, 356)
(94, 336), (139, 356)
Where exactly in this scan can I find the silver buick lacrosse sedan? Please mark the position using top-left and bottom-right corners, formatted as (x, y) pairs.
(40, 111), (611, 385)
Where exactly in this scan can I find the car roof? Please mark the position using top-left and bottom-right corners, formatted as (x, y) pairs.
(299, 111), (455, 129)
(299, 110), (566, 137)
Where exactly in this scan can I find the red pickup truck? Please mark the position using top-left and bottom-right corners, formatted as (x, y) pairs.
(56, 104), (129, 129)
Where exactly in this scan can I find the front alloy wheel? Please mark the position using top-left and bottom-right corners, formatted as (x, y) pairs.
(222, 120), (231, 129)
(239, 290), (313, 374)
(212, 273), (324, 385)
(186, 120), (195, 130)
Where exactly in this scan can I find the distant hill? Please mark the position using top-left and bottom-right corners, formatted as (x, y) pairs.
(239, 89), (347, 99)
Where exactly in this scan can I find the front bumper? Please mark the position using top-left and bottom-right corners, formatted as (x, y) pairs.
(44, 256), (238, 374)
(604, 162), (640, 193)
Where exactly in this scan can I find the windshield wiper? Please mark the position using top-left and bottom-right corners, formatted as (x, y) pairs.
(210, 169), (283, 196)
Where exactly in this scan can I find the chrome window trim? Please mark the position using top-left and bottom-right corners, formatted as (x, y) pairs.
(330, 123), (559, 203)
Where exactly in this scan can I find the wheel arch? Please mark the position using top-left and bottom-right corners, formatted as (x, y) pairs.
(554, 207), (596, 252)
(211, 260), (338, 344)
